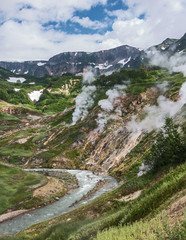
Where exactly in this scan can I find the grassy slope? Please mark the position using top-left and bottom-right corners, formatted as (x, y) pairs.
(0, 68), (185, 239)
(0, 66), (82, 114)
(0, 69), (185, 169)
(95, 213), (186, 240)
(10, 163), (185, 240)
(0, 163), (47, 214)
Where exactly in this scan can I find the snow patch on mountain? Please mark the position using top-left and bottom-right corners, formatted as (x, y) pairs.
(118, 57), (131, 66)
(95, 64), (113, 70)
(37, 62), (46, 67)
(7, 77), (26, 83)
(14, 88), (20, 92)
(28, 89), (43, 102)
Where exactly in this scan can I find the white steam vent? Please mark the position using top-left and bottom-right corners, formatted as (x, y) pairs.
(127, 81), (186, 133)
(72, 68), (96, 125)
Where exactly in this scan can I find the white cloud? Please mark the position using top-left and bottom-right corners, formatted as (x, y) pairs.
(0, 0), (186, 60)
(104, 18), (147, 47)
(101, 0), (186, 49)
(0, 0), (108, 23)
(0, 19), (105, 61)
(71, 16), (107, 30)
(0, 0), (108, 60)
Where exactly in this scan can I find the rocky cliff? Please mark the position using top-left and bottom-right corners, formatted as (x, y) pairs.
(0, 45), (143, 77)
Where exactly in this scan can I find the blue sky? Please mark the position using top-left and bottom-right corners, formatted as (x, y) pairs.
(0, 0), (186, 61)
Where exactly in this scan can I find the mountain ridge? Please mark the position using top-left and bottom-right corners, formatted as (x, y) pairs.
(0, 33), (185, 77)
(0, 45), (143, 77)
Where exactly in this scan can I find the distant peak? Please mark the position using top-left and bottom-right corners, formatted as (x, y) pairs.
(181, 33), (186, 39)
(162, 38), (177, 45)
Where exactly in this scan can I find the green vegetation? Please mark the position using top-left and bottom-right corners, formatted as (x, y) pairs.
(0, 66), (185, 239)
(95, 215), (186, 240)
(0, 163), (46, 214)
(64, 164), (185, 240)
(0, 110), (18, 121)
(0, 66), (185, 116)
(0, 147), (33, 157)
(9, 163), (184, 240)
(145, 118), (186, 170)
(0, 66), (82, 114)
(0, 67), (14, 79)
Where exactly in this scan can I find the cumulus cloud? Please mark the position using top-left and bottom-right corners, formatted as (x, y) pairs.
(71, 16), (107, 30)
(0, 0), (107, 60)
(0, 0), (186, 60)
(0, 0), (108, 23)
(101, 0), (186, 50)
(0, 19), (104, 60)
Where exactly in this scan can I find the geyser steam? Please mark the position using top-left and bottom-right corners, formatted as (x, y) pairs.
(72, 68), (96, 125)
(96, 85), (127, 132)
(127, 81), (186, 133)
(147, 48), (186, 76)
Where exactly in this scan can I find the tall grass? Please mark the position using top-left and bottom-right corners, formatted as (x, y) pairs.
(68, 164), (186, 240)
(95, 218), (162, 240)
(95, 215), (186, 240)
(16, 164), (185, 240)
(0, 163), (46, 214)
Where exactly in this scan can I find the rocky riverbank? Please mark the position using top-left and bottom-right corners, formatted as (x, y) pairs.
(0, 170), (79, 223)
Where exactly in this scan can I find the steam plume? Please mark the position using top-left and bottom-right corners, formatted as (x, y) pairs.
(96, 85), (126, 132)
(147, 48), (186, 76)
(127, 81), (186, 133)
(72, 68), (96, 125)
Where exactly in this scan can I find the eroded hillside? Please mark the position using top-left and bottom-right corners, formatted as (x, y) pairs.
(0, 66), (185, 240)
(0, 69), (185, 181)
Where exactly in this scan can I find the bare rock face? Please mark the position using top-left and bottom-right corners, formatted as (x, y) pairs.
(0, 84), (162, 175)
(80, 87), (160, 173)
(52, 154), (77, 169)
(47, 87), (158, 173)
(84, 127), (144, 173)
(0, 45), (144, 77)
(0, 33), (186, 77)
(1, 106), (42, 116)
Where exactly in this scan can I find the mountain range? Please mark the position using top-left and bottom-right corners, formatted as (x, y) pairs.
(0, 32), (186, 240)
(0, 33), (185, 77)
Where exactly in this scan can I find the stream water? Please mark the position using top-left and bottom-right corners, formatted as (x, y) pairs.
(0, 169), (118, 236)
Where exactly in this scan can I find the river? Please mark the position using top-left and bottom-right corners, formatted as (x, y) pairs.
(0, 169), (118, 236)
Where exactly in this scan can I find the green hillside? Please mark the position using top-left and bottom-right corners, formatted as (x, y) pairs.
(0, 66), (185, 240)
(0, 163), (47, 214)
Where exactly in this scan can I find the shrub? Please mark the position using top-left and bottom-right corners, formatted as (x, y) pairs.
(145, 118), (186, 170)
(0, 89), (9, 101)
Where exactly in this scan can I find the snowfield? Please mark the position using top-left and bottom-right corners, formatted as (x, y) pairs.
(28, 89), (43, 101)
(7, 77), (26, 83)
(37, 62), (46, 66)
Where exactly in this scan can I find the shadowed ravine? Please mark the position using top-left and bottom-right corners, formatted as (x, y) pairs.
(0, 169), (118, 236)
